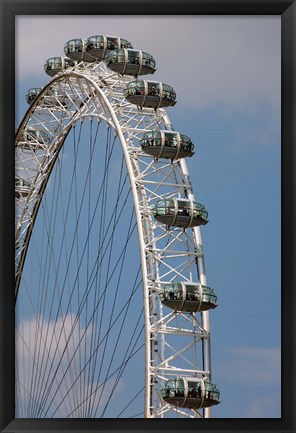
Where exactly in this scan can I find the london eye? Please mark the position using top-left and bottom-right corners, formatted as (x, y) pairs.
(15, 34), (220, 419)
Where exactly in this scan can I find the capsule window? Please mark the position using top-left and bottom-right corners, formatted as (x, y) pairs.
(126, 81), (145, 97)
(192, 202), (208, 220)
(161, 84), (176, 101)
(147, 82), (160, 97)
(175, 379), (185, 397)
(121, 38), (133, 49)
(142, 52), (154, 65)
(203, 287), (217, 305)
(162, 283), (183, 301)
(188, 381), (200, 398)
(180, 134), (194, 151)
(128, 50), (141, 64)
(166, 381), (176, 398)
(46, 58), (61, 70)
(87, 36), (105, 49)
(164, 132), (178, 148)
(204, 382), (220, 401)
(26, 88), (42, 104)
(186, 284), (198, 301)
(106, 37), (118, 50)
(147, 131), (161, 146)
(116, 49), (126, 63)
(177, 200), (191, 216)
(66, 40), (84, 52)
(165, 199), (175, 212)
(105, 50), (120, 64)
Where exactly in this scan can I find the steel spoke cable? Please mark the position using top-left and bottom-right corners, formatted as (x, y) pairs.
(88, 149), (128, 414)
(51, 141), (87, 417)
(33, 121), (88, 416)
(80, 118), (105, 417)
(86, 150), (126, 417)
(93, 207), (136, 414)
(37, 178), (132, 404)
(84, 122), (111, 416)
(74, 120), (84, 416)
(29, 145), (80, 418)
(99, 303), (144, 417)
(77, 119), (101, 416)
(54, 139), (89, 417)
(17, 90), (110, 416)
(39, 173), (131, 385)
(92, 266), (142, 418)
(29, 132), (82, 417)
(115, 386), (145, 418)
(65, 340), (145, 418)
(27, 146), (68, 417)
(43, 216), (137, 417)
(94, 321), (145, 418)
(15, 326), (67, 417)
(20, 135), (127, 372)
(82, 119), (94, 417)
(89, 124), (112, 367)
(36, 159), (134, 416)
(130, 411), (144, 418)
(48, 270), (143, 417)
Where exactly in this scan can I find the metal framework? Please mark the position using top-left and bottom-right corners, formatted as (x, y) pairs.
(15, 59), (213, 418)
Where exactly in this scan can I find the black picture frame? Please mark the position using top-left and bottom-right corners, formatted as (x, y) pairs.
(0, 1), (295, 432)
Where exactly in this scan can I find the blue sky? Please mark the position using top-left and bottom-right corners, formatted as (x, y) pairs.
(15, 15), (281, 418)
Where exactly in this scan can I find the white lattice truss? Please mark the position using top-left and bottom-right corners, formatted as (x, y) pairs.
(15, 61), (212, 418)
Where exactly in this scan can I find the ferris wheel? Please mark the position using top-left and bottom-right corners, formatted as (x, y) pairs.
(15, 35), (220, 419)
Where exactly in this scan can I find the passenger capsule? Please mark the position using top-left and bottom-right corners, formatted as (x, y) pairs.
(15, 176), (32, 198)
(105, 49), (156, 76)
(141, 130), (194, 160)
(64, 39), (94, 63)
(159, 282), (217, 312)
(151, 198), (208, 228)
(44, 57), (75, 76)
(17, 127), (52, 150)
(161, 377), (220, 409)
(123, 80), (177, 109)
(85, 35), (133, 61)
(25, 88), (42, 105)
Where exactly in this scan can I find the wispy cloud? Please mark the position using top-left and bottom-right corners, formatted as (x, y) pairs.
(216, 345), (281, 386)
(243, 395), (280, 418)
(15, 313), (125, 417)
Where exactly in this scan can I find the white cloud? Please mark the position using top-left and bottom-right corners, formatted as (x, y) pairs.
(217, 345), (281, 385)
(15, 313), (103, 417)
(243, 395), (280, 418)
(16, 16), (280, 112)
(15, 312), (127, 417)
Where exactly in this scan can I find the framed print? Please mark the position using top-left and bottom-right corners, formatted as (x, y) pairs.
(0, 1), (295, 432)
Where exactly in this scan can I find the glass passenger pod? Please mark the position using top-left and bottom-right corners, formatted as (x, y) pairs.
(123, 80), (176, 109)
(44, 57), (76, 77)
(17, 127), (52, 150)
(161, 377), (220, 409)
(141, 130), (195, 160)
(105, 49), (156, 77)
(159, 282), (217, 312)
(25, 88), (42, 105)
(151, 198), (208, 228)
(15, 176), (32, 199)
(85, 35), (133, 61)
(64, 39), (94, 63)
